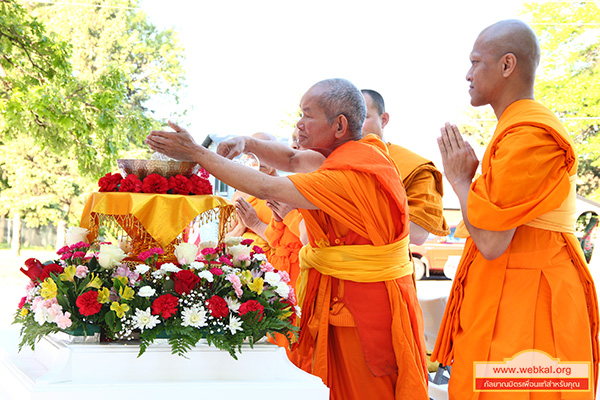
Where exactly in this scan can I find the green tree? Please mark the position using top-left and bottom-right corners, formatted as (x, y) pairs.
(0, 0), (186, 253)
(526, 2), (600, 201)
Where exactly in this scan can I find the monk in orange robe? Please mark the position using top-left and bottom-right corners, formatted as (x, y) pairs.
(433, 20), (598, 399)
(146, 78), (429, 399)
(361, 89), (449, 244)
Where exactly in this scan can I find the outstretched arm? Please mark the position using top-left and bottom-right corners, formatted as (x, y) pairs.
(217, 136), (325, 173)
(438, 123), (515, 260)
(145, 122), (318, 210)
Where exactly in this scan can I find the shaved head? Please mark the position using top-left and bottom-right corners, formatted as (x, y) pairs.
(477, 19), (540, 84)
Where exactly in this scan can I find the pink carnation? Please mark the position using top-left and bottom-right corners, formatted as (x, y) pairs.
(56, 312), (73, 329)
(260, 262), (275, 273)
(278, 270), (291, 283)
(75, 265), (89, 279)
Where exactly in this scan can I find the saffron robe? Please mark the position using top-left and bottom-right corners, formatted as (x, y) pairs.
(265, 209), (303, 288)
(432, 100), (599, 400)
(387, 143), (449, 237)
(288, 134), (429, 400)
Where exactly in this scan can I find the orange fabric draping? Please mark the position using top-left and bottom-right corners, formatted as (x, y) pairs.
(288, 134), (428, 400)
(432, 100), (599, 400)
(80, 192), (233, 247)
(387, 143), (449, 237)
(265, 209), (303, 288)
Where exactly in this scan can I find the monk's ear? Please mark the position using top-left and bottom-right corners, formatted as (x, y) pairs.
(334, 114), (349, 138)
(381, 112), (390, 129)
(501, 53), (517, 78)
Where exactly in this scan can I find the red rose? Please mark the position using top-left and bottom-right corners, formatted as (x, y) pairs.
(168, 175), (192, 195)
(152, 293), (178, 318)
(189, 174), (213, 195)
(119, 174), (142, 193)
(207, 295), (229, 319)
(238, 300), (264, 322)
(21, 258), (44, 281)
(173, 269), (200, 295)
(142, 173), (169, 194)
(76, 291), (103, 316)
(39, 263), (64, 281)
(98, 172), (123, 192)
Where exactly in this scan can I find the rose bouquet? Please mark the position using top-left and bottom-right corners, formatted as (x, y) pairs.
(13, 232), (299, 359)
(98, 169), (213, 195)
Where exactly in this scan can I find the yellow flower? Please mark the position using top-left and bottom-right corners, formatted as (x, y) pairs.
(110, 302), (130, 318)
(240, 270), (253, 285)
(279, 306), (293, 320)
(86, 273), (103, 289)
(119, 286), (135, 301)
(20, 308), (29, 316)
(114, 276), (128, 286)
(97, 287), (111, 304)
(60, 265), (76, 282)
(247, 277), (264, 295)
(40, 278), (57, 300)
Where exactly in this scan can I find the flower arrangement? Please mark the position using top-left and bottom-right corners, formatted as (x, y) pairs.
(98, 169), (213, 195)
(13, 233), (299, 359)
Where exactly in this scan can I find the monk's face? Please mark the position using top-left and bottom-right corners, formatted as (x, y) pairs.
(466, 34), (504, 107)
(362, 93), (385, 138)
(290, 128), (301, 150)
(296, 88), (337, 154)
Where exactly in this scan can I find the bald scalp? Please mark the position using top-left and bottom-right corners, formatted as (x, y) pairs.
(479, 19), (540, 83)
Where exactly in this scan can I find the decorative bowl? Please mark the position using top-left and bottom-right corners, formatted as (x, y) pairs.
(117, 159), (200, 180)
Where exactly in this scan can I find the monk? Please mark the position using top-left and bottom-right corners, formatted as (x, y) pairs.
(146, 78), (429, 399)
(432, 19), (599, 399)
(225, 132), (278, 259)
(361, 89), (449, 245)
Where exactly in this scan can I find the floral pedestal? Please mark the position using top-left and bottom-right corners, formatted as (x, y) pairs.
(80, 192), (235, 262)
(0, 328), (329, 399)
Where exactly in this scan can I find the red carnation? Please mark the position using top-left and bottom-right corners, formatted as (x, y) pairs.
(39, 263), (64, 281)
(210, 267), (224, 275)
(119, 174), (143, 193)
(198, 168), (209, 179)
(98, 172), (123, 192)
(207, 295), (229, 319)
(76, 291), (103, 316)
(21, 258), (44, 281)
(238, 300), (264, 322)
(189, 174), (213, 195)
(173, 269), (201, 295)
(142, 173), (169, 194)
(168, 175), (193, 195)
(18, 296), (27, 309)
(252, 245), (264, 254)
(152, 293), (179, 318)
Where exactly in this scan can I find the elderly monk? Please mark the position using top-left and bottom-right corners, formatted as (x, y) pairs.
(146, 78), (429, 399)
(361, 89), (449, 245)
(225, 132), (279, 259)
(433, 19), (599, 399)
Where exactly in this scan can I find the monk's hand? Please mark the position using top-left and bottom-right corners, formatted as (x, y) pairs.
(437, 122), (479, 192)
(235, 197), (261, 231)
(145, 121), (200, 161)
(217, 136), (247, 160)
(267, 200), (294, 222)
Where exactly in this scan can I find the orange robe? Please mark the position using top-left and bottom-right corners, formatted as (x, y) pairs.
(387, 143), (449, 236)
(432, 100), (599, 399)
(288, 134), (429, 400)
(264, 209), (303, 288)
(241, 196), (274, 260)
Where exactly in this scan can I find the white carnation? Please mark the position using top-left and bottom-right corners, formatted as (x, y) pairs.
(224, 237), (244, 247)
(198, 240), (218, 250)
(160, 263), (181, 273)
(135, 264), (150, 275)
(253, 253), (267, 262)
(198, 270), (214, 282)
(189, 261), (204, 270)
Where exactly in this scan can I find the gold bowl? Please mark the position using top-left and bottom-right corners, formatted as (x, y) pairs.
(117, 159), (200, 180)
